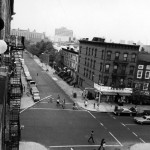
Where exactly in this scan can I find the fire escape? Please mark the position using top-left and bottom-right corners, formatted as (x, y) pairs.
(2, 35), (24, 150)
(112, 58), (128, 88)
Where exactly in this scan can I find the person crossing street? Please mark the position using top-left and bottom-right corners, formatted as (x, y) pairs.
(88, 130), (95, 143)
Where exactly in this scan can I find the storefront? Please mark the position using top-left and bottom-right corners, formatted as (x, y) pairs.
(94, 83), (132, 103)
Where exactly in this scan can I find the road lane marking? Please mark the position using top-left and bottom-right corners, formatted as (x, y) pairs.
(52, 77), (58, 81)
(124, 124), (137, 125)
(30, 107), (85, 112)
(100, 123), (104, 126)
(49, 144), (121, 148)
(139, 138), (146, 143)
(109, 132), (123, 146)
(87, 111), (96, 118)
(121, 123), (126, 127)
(20, 95), (52, 114)
(132, 132), (138, 137)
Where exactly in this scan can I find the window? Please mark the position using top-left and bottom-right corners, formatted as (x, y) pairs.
(123, 53), (128, 61)
(86, 47), (88, 55)
(113, 65), (118, 73)
(93, 60), (96, 69)
(146, 65), (150, 70)
(138, 65), (144, 69)
(107, 51), (111, 60)
(115, 52), (119, 60)
(86, 69), (88, 77)
(100, 63), (102, 71)
(101, 50), (104, 59)
(98, 74), (101, 83)
(89, 48), (91, 56)
(129, 66), (134, 75)
(92, 72), (94, 81)
(143, 83), (149, 90)
(131, 54), (136, 62)
(92, 48), (94, 56)
(104, 76), (109, 85)
(127, 78), (132, 87)
(85, 58), (87, 65)
(89, 71), (91, 79)
(137, 70), (143, 78)
(87, 58), (89, 67)
(95, 49), (97, 57)
(105, 64), (110, 73)
(145, 71), (150, 79)
(90, 59), (93, 68)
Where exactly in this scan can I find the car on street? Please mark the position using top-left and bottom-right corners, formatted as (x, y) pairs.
(29, 80), (36, 88)
(134, 116), (150, 125)
(114, 107), (137, 116)
(33, 93), (40, 102)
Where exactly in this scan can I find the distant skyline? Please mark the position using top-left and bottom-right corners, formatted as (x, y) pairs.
(11, 0), (150, 44)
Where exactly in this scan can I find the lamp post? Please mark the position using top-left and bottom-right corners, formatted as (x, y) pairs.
(98, 83), (104, 105)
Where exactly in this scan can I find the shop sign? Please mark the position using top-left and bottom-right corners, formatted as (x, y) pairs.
(94, 83), (132, 94)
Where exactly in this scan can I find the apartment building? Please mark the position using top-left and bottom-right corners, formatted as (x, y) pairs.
(133, 52), (150, 104)
(62, 48), (78, 80)
(77, 37), (140, 101)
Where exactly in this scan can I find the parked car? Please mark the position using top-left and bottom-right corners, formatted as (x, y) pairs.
(114, 107), (137, 116)
(134, 116), (150, 125)
(33, 93), (40, 102)
(26, 76), (32, 82)
(29, 80), (36, 88)
(30, 87), (39, 95)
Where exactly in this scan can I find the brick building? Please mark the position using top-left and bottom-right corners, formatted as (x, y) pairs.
(133, 52), (150, 104)
(62, 48), (78, 80)
(77, 37), (140, 101)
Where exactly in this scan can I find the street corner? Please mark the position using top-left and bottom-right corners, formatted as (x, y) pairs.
(19, 141), (48, 150)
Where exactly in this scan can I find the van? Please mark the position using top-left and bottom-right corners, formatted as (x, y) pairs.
(30, 87), (39, 95)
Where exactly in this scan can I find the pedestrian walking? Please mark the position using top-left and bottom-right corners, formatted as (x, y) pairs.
(56, 99), (60, 106)
(62, 99), (65, 109)
(98, 138), (106, 150)
(94, 103), (95, 109)
(57, 94), (60, 99)
(88, 130), (95, 143)
(37, 73), (38, 76)
(85, 100), (88, 107)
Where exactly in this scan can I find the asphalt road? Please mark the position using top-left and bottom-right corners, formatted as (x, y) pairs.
(20, 53), (150, 150)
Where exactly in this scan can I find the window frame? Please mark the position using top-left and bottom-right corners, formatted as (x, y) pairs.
(145, 71), (150, 79)
(143, 83), (149, 90)
(137, 70), (143, 79)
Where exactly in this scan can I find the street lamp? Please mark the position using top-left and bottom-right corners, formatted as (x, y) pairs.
(98, 83), (104, 105)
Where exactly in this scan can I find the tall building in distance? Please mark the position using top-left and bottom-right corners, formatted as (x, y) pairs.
(54, 27), (73, 42)
(10, 28), (48, 44)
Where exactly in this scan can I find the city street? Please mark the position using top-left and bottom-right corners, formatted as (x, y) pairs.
(20, 53), (150, 150)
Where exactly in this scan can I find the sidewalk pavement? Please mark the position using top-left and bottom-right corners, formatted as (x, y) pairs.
(19, 55), (150, 150)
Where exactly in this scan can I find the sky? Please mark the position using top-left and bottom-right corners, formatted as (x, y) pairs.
(11, 0), (150, 44)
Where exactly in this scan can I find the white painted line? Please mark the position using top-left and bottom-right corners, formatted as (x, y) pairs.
(52, 77), (58, 81)
(113, 117), (116, 119)
(20, 95), (52, 113)
(109, 132), (123, 146)
(49, 144), (121, 148)
(100, 123), (104, 126)
(132, 132), (138, 137)
(87, 111), (96, 118)
(121, 123), (126, 127)
(124, 124), (137, 126)
(127, 128), (130, 130)
(139, 138), (146, 143)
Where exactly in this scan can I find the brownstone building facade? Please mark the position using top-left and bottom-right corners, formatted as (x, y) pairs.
(77, 38), (140, 100)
